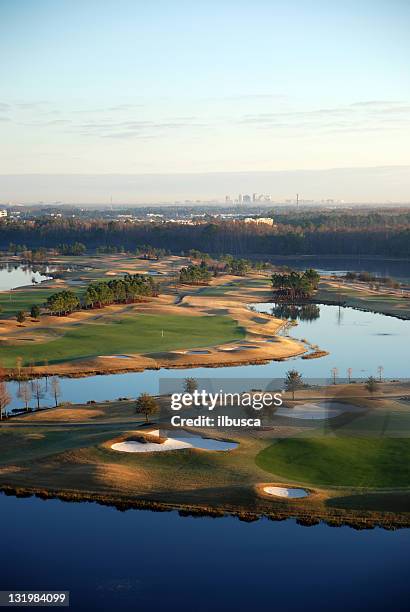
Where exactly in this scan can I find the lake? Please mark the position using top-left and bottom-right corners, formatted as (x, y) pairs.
(0, 263), (51, 291)
(5, 303), (410, 411)
(1, 494), (410, 612)
(267, 255), (410, 280)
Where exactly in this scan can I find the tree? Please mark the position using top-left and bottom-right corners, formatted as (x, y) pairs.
(15, 356), (23, 385)
(184, 377), (198, 394)
(16, 310), (26, 325)
(18, 381), (32, 411)
(0, 381), (11, 420)
(331, 367), (339, 385)
(365, 376), (378, 395)
(50, 376), (61, 407)
(377, 365), (384, 382)
(31, 379), (45, 410)
(135, 393), (158, 422)
(30, 304), (40, 319)
(347, 367), (353, 383)
(284, 370), (304, 401)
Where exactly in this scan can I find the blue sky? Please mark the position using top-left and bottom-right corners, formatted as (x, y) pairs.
(1, 0), (410, 200)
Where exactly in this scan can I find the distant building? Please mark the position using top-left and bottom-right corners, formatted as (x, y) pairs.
(243, 217), (275, 226)
(242, 194), (251, 203)
(0, 209), (7, 218)
(238, 194), (243, 204)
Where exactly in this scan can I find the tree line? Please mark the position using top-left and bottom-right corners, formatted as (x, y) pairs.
(271, 269), (320, 301)
(46, 274), (159, 316)
(2, 212), (410, 257)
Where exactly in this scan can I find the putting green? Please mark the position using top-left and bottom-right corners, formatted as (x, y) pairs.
(256, 437), (410, 488)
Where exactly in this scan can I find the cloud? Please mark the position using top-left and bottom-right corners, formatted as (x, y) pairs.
(236, 100), (410, 134)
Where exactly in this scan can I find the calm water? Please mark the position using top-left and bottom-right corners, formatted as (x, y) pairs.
(0, 263), (51, 290)
(1, 495), (410, 612)
(269, 255), (410, 280)
(6, 304), (410, 411)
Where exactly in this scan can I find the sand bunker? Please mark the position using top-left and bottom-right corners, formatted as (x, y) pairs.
(276, 402), (362, 420)
(263, 486), (309, 499)
(185, 350), (212, 355)
(111, 430), (237, 453)
(99, 355), (132, 360)
(112, 438), (191, 453)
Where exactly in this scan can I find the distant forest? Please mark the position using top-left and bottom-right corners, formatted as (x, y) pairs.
(1, 210), (410, 258)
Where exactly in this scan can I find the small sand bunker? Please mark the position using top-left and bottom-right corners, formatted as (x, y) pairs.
(263, 486), (309, 499)
(112, 438), (191, 453)
(99, 354), (132, 360)
(112, 430), (237, 453)
(238, 345), (260, 350)
(276, 402), (361, 420)
(185, 349), (212, 355)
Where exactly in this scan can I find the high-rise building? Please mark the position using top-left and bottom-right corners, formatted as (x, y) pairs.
(238, 194), (243, 204)
(243, 194), (251, 203)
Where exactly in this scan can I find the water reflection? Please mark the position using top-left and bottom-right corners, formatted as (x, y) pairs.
(0, 263), (51, 291)
(270, 303), (320, 322)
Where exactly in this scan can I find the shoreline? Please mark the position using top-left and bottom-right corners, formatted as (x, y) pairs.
(1, 483), (409, 530)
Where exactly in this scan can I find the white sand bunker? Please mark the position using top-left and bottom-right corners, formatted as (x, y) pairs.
(112, 438), (192, 453)
(99, 354), (132, 360)
(112, 430), (237, 453)
(263, 486), (309, 499)
(276, 402), (360, 420)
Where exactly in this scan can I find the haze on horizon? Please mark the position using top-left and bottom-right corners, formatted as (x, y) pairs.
(1, 0), (409, 203)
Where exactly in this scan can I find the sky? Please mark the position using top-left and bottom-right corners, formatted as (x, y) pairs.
(1, 0), (410, 202)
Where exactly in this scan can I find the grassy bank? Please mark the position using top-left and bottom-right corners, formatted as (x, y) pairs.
(256, 437), (410, 488)
(317, 282), (410, 319)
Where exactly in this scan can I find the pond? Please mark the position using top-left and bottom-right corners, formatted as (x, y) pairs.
(5, 303), (410, 411)
(1, 494), (410, 612)
(0, 263), (52, 291)
(266, 255), (410, 281)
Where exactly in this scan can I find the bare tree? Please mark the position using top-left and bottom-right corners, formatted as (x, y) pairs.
(331, 367), (339, 385)
(15, 357), (23, 389)
(50, 377), (61, 408)
(0, 381), (11, 420)
(31, 379), (45, 411)
(347, 367), (353, 383)
(43, 359), (49, 390)
(377, 365), (384, 382)
(18, 381), (32, 411)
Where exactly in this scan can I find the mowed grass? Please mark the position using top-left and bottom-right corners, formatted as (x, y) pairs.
(0, 286), (84, 318)
(0, 313), (245, 366)
(317, 284), (410, 318)
(256, 437), (410, 488)
(0, 289), (56, 317)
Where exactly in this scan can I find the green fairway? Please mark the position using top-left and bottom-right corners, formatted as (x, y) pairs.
(255, 437), (410, 488)
(0, 287), (83, 318)
(0, 313), (245, 366)
(0, 289), (55, 318)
